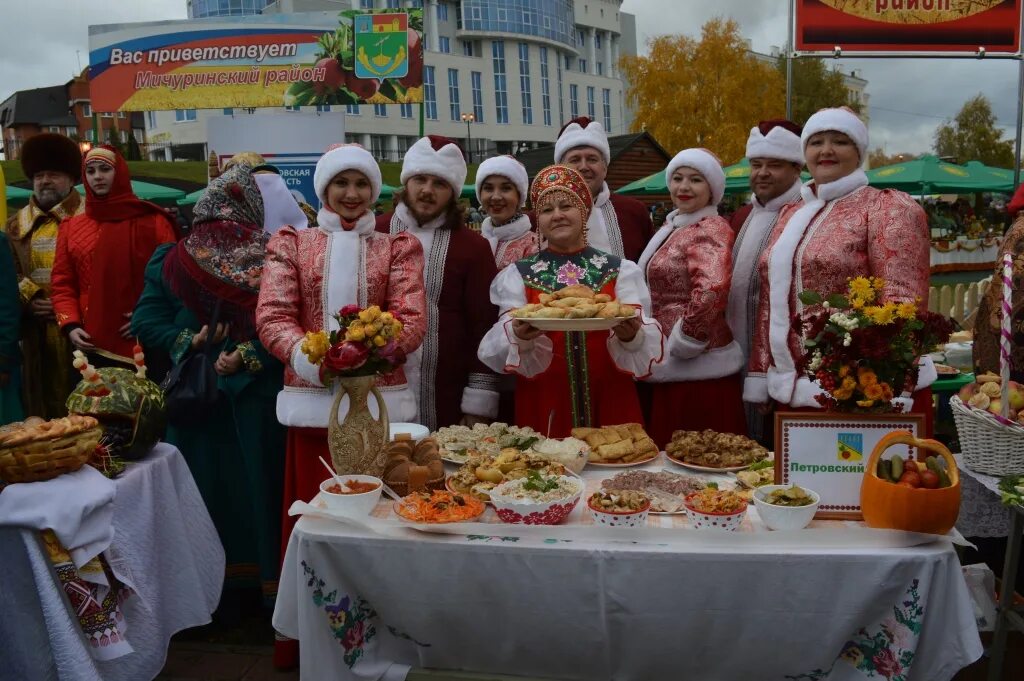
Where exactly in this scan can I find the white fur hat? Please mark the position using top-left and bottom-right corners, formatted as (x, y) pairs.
(801, 107), (869, 161)
(475, 155), (528, 208)
(313, 143), (382, 204)
(746, 120), (804, 164)
(665, 148), (726, 207)
(554, 116), (611, 165)
(400, 135), (467, 193)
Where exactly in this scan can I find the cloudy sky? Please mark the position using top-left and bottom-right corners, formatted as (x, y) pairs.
(0, 0), (1018, 157)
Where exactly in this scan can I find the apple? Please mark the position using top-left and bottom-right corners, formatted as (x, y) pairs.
(399, 29), (423, 89)
(343, 70), (380, 101)
(314, 57), (345, 96)
(1009, 381), (1024, 411)
(958, 383), (979, 403)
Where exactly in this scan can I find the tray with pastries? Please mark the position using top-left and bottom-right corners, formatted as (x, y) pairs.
(665, 429), (769, 472)
(446, 449), (574, 503)
(383, 435), (445, 497)
(510, 285), (638, 331)
(0, 415), (103, 483)
(571, 423), (659, 466)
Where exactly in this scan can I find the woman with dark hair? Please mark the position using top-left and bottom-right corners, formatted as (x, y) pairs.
(375, 135), (500, 430)
(131, 164), (286, 607)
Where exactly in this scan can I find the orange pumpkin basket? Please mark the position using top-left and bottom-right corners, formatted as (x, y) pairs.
(860, 431), (961, 535)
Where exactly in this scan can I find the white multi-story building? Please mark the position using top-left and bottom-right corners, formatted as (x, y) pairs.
(145, 0), (637, 162)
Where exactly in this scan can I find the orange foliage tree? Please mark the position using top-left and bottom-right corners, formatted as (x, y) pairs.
(620, 19), (786, 165)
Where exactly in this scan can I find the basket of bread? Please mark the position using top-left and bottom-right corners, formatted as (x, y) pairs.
(0, 415), (103, 484)
(383, 434), (446, 497)
(510, 285), (637, 331)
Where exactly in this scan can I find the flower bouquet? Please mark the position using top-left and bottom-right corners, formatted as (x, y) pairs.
(797, 277), (954, 413)
(299, 304), (407, 476)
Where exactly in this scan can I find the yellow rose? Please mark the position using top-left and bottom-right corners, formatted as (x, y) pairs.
(393, 320), (404, 335)
(380, 312), (395, 325)
(346, 325), (366, 342)
(301, 330), (330, 364)
(373, 335), (387, 347)
(838, 365), (851, 378)
(864, 383), (884, 400)
(833, 387), (853, 400)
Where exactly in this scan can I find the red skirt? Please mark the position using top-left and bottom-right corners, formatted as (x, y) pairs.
(646, 375), (747, 449)
(280, 427), (331, 558)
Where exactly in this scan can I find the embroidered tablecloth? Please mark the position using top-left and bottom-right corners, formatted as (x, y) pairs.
(0, 444), (225, 681)
(274, 458), (983, 681)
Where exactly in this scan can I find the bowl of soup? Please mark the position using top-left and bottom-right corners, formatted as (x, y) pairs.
(319, 474), (383, 516)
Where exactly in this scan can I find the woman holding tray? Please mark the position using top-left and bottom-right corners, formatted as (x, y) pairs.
(637, 148), (747, 446)
(477, 164), (663, 438)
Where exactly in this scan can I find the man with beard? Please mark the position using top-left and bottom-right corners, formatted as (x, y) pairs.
(376, 135), (500, 430)
(554, 116), (654, 262)
(2, 134), (83, 417)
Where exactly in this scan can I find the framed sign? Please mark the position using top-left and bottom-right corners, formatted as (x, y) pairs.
(774, 412), (926, 520)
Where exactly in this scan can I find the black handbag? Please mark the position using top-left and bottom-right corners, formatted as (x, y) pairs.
(160, 302), (223, 427)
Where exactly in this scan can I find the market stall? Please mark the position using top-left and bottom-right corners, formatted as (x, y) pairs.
(930, 236), (1002, 273)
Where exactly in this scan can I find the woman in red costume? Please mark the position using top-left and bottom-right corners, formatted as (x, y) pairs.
(51, 145), (176, 368)
(478, 165), (663, 437)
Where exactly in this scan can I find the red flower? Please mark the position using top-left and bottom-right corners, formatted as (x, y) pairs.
(323, 341), (369, 372)
(378, 339), (407, 367)
(338, 304), (362, 317)
(871, 647), (901, 679)
(342, 620), (365, 651)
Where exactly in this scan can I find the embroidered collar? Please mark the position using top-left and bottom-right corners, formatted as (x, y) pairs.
(516, 246), (620, 293)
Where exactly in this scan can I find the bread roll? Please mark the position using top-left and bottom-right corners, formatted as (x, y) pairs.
(555, 285), (595, 299)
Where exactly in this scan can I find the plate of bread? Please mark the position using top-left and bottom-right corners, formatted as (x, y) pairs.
(510, 285), (638, 331)
(571, 423), (659, 467)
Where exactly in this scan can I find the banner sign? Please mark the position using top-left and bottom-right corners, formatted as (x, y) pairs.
(795, 0), (1022, 54)
(774, 412), (925, 520)
(88, 10), (423, 112)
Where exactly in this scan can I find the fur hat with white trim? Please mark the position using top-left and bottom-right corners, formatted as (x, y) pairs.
(554, 116), (611, 165)
(313, 143), (382, 204)
(475, 155), (528, 208)
(746, 119), (804, 164)
(801, 107), (869, 161)
(400, 135), (467, 194)
(665, 148), (726, 207)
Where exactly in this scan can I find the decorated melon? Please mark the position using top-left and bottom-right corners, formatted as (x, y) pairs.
(65, 348), (167, 460)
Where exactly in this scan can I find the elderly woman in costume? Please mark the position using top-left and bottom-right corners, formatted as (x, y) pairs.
(476, 155), (538, 270)
(745, 108), (936, 429)
(478, 165), (663, 438)
(51, 146), (177, 370)
(131, 164), (286, 607)
(638, 149), (746, 445)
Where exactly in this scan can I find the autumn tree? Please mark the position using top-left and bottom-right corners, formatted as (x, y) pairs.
(934, 94), (1015, 167)
(620, 19), (785, 164)
(867, 149), (917, 169)
(779, 57), (862, 126)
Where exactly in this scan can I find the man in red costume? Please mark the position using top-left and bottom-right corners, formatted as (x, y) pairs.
(51, 145), (177, 368)
(376, 135), (500, 430)
(553, 116), (654, 263)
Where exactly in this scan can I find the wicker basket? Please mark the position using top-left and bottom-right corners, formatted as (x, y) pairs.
(950, 395), (1024, 476)
(0, 427), (103, 483)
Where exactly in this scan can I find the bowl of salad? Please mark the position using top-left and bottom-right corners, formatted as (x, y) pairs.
(489, 470), (583, 525)
(752, 484), (820, 531)
(683, 488), (748, 531)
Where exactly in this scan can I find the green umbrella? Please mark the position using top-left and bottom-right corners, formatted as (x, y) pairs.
(4, 185), (32, 207)
(177, 188), (205, 207)
(961, 161), (1014, 193)
(616, 158), (810, 197)
(73, 180), (185, 206)
(866, 155), (1005, 194)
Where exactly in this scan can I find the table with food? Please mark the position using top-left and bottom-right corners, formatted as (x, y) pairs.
(273, 421), (984, 681)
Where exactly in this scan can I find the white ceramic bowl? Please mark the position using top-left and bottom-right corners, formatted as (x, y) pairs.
(319, 474), (383, 516)
(587, 497), (651, 528)
(489, 475), (583, 525)
(683, 492), (748, 531)
(752, 485), (820, 531)
(390, 423), (430, 441)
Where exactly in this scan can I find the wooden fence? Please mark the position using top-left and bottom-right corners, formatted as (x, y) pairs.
(928, 277), (991, 328)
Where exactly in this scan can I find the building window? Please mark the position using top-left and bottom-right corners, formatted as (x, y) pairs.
(564, 55), (572, 70)
(439, 36), (450, 53)
(462, 40), (474, 57)
(518, 43), (532, 125)
(424, 65), (438, 120)
(523, 11), (533, 25)
(556, 49), (564, 123)
(471, 70), (485, 123)
(385, 0), (399, 8)
(539, 46), (551, 126)
(595, 32), (602, 49)
(579, 59), (587, 73)
(371, 135), (385, 159)
(602, 88), (611, 131)
(316, 104), (331, 112)
(577, 30), (585, 47)
(597, 62), (603, 76)
(448, 68), (461, 121)
(175, 109), (197, 122)
(146, 111), (157, 128)
(586, 86), (595, 119)
(223, 107), (234, 115)
(437, 2), (448, 21)
(359, 0), (372, 8)
(459, 0), (575, 49)
(346, 104), (361, 115)
(569, 84), (578, 119)
(374, 103), (388, 117)
(83, 103), (92, 117)
(492, 41), (508, 124)
(400, 103), (414, 119)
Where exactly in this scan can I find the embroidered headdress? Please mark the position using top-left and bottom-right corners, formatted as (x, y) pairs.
(530, 164), (593, 225)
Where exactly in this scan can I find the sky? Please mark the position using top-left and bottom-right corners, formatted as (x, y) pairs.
(0, 0), (1018, 157)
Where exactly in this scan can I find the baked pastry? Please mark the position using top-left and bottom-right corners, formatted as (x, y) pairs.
(384, 435), (444, 494)
(571, 423), (658, 464)
(666, 429), (769, 468)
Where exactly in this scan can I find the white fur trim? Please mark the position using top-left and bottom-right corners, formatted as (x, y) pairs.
(746, 126), (804, 164)
(481, 214), (532, 256)
(668, 320), (709, 360)
(461, 387), (499, 419)
(275, 384), (417, 428)
(665, 149), (726, 207)
(743, 373), (768, 403)
(475, 156), (528, 208)
(314, 144), (382, 204)
(255, 172), (307, 234)
(647, 340), (745, 383)
(401, 137), (467, 193)
(290, 340), (323, 387)
(554, 120), (611, 165)
(801, 108), (868, 161)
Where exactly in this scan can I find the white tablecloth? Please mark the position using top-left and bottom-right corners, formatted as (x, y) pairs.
(930, 238), (1000, 269)
(0, 443), (225, 681)
(274, 459), (983, 681)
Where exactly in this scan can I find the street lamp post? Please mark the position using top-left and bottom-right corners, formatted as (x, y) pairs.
(461, 112), (475, 164)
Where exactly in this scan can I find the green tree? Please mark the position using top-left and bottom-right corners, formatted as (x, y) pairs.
(620, 19), (785, 163)
(779, 57), (862, 126)
(933, 94), (1015, 167)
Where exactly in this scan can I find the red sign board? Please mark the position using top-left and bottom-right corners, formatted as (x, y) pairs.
(795, 0), (1022, 54)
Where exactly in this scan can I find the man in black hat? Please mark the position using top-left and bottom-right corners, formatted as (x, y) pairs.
(2, 133), (84, 417)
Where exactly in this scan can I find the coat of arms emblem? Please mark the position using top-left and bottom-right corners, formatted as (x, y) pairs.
(353, 12), (409, 82)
